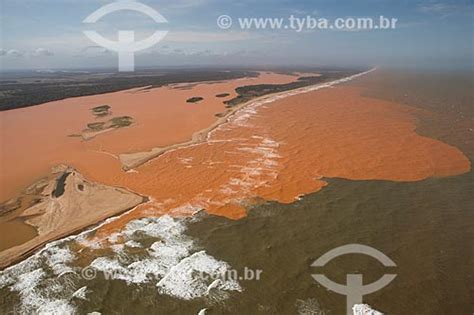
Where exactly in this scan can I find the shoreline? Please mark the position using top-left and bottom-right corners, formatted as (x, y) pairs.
(0, 69), (374, 268)
(0, 168), (148, 269)
(0, 69), (374, 270)
(119, 68), (376, 170)
(0, 199), (150, 270)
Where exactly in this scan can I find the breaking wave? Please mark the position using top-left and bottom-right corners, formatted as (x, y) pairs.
(0, 215), (241, 314)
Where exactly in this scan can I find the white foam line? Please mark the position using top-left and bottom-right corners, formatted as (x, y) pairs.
(2, 214), (243, 313)
(207, 68), (376, 139)
(1, 200), (151, 275)
(134, 69), (376, 168)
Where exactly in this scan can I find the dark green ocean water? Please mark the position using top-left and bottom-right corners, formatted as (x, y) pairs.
(183, 69), (474, 314)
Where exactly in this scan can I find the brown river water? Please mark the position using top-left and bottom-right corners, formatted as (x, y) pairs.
(0, 69), (472, 314)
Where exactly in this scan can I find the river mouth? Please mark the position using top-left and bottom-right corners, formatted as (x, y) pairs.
(0, 69), (472, 314)
(182, 70), (473, 314)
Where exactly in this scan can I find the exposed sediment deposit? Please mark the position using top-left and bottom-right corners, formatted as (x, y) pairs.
(0, 166), (145, 267)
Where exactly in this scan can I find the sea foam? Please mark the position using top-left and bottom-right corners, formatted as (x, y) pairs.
(0, 215), (242, 313)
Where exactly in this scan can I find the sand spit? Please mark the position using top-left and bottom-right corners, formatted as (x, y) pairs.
(0, 165), (146, 268)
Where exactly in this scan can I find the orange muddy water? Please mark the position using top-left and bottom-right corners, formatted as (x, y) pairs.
(0, 72), (300, 202)
(0, 71), (470, 241)
(92, 84), (470, 237)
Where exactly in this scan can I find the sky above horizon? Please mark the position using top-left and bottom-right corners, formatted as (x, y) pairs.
(0, 0), (473, 71)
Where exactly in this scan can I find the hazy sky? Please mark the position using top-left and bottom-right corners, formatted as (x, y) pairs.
(0, 0), (473, 70)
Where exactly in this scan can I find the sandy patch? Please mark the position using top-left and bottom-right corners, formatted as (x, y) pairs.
(0, 166), (145, 268)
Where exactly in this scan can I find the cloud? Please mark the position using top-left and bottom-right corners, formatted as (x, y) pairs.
(418, 2), (474, 17)
(6, 49), (24, 57)
(32, 48), (54, 57)
(157, 0), (212, 10)
(165, 31), (260, 43)
(0, 48), (56, 58)
(291, 9), (307, 15)
(419, 3), (452, 13)
(291, 9), (319, 16)
(141, 46), (260, 59)
(75, 45), (111, 57)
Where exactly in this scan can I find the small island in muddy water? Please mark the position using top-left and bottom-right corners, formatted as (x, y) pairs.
(186, 96), (204, 103)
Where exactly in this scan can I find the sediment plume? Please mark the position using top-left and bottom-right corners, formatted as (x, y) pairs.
(0, 69), (470, 266)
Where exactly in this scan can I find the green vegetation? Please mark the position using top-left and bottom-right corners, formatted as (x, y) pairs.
(224, 71), (361, 108)
(86, 122), (105, 131)
(110, 116), (133, 128)
(91, 105), (111, 117)
(186, 97), (204, 103)
(84, 116), (134, 133)
(215, 93), (230, 98)
(0, 70), (259, 111)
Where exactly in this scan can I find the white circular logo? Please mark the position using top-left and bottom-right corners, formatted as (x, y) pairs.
(312, 244), (397, 315)
(83, 0), (169, 72)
